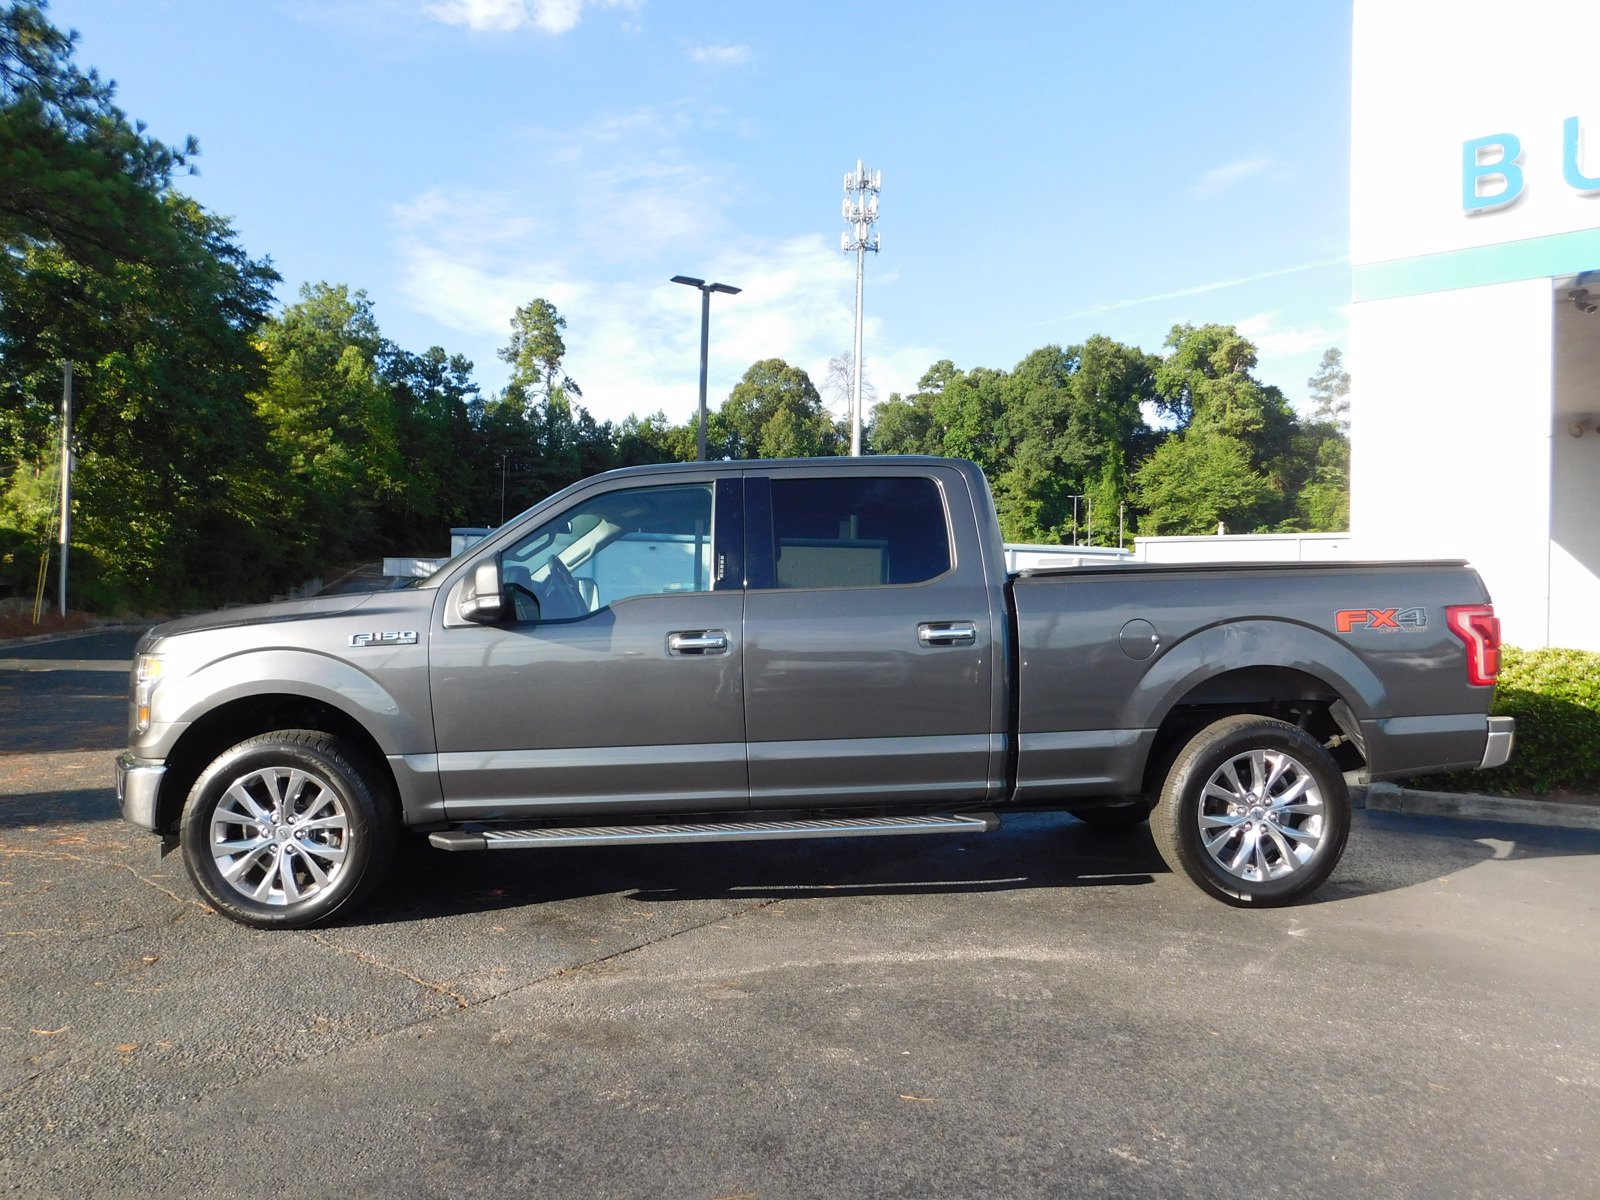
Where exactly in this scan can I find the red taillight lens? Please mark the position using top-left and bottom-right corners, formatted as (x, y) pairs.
(1446, 604), (1501, 687)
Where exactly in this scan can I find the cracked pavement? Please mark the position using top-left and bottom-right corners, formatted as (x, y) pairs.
(3, 628), (1599, 1199)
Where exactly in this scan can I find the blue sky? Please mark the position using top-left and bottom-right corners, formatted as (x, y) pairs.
(54, 0), (1353, 426)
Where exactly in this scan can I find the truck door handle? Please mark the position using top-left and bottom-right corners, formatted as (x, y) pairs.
(918, 621), (978, 648)
(668, 630), (730, 656)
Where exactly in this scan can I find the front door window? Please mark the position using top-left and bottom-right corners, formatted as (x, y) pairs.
(501, 483), (714, 621)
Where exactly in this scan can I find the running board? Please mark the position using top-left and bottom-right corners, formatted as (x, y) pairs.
(429, 812), (998, 852)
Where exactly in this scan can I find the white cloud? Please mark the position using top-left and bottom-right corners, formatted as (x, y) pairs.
(426, 0), (640, 35)
(1235, 311), (1344, 359)
(1045, 257), (1347, 325)
(688, 44), (751, 66)
(1234, 311), (1349, 408)
(390, 116), (931, 425)
(1188, 155), (1277, 200)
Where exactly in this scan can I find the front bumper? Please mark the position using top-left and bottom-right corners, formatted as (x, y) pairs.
(1480, 716), (1516, 770)
(116, 753), (167, 831)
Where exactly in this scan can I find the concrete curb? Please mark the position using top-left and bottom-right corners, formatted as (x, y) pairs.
(1364, 781), (1600, 832)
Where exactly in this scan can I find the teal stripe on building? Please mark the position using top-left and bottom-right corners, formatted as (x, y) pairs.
(1353, 227), (1600, 302)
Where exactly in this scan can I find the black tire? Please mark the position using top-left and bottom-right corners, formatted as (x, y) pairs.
(1151, 714), (1350, 906)
(180, 730), (397, 929)
(1067, 800), (1154, 832)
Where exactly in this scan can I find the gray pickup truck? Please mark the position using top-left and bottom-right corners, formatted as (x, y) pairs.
(117, 456), (1513, 927)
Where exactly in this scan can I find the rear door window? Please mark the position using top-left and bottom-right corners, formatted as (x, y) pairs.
(762, 476), (951, 589)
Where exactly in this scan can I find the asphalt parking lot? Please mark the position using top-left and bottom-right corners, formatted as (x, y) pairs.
(3, 629), (1598, 1199)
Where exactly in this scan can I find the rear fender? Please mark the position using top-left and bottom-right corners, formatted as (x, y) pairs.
(1130, 619), (1383, 733)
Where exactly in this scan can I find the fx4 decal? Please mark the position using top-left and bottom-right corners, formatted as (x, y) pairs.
(1335, 608), (1427, 634)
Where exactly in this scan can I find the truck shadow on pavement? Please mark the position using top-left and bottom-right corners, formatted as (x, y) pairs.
(367, 816), (1164, 924)
(356, 810), (1600, 925)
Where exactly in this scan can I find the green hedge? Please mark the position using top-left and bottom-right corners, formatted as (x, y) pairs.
(1409, 645), (1600, 797)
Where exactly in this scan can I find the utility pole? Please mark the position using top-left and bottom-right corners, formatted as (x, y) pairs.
(58, 362), (72, 618)
(1068, 494), (1093, 546)
(841, 160), (880, 457)
(670, 276), (741, 461)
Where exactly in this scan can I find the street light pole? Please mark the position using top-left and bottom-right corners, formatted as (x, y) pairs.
(671, 276), (740, 461)
(1067, 493), (1092, 546)
(58, 361), (72, 618)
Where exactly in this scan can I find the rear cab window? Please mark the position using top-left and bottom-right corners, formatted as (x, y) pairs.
(746, 474), (953, 590)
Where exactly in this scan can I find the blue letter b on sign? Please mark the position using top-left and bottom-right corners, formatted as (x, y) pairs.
(1463, 133), (1524, 212)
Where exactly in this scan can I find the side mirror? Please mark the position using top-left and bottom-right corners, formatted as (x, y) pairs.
(459, 559), (505, 623)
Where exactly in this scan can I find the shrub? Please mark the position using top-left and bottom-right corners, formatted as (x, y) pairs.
(1408, 645), (1600, 797)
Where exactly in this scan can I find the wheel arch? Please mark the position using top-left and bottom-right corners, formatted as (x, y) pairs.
(152, 695), (397, 835)
(1139, 661), (1370, 796)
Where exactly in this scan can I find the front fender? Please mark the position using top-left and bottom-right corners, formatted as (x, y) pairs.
(143, 645), (431, 760)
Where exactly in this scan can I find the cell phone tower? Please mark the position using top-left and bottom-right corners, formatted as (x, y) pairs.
(841, 160), (880, 456)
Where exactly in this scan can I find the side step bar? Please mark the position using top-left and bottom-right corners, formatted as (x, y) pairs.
(429, 812), (998, 852)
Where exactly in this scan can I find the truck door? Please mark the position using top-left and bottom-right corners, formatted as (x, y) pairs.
(430, 476), (748, 819)
(741, 466), (1001, 809)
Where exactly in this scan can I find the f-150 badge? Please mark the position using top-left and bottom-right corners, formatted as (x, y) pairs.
(350, 630), (419, 647)
(1334, 608), (1426, 633)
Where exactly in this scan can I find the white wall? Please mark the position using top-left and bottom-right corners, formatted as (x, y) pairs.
(1349, 280), (1554, 647)
(1132, 533), (1352, 564)
(1352, 0), (1600, 270)
(1549, 297), (1600, 646)
(1350, 0), (1600, 650)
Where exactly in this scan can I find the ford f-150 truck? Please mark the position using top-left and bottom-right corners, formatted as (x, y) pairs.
(116, 456), (1514, 928)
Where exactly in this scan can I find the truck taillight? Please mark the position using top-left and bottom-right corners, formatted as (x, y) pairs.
(1446, 604), (1501, 687)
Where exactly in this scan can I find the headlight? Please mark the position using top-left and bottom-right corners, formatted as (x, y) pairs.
(134, 654), (163, 733)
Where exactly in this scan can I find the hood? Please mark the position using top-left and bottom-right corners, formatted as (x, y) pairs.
(140, 593), (379, 649)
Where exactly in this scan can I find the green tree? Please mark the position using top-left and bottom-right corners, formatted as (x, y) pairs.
(867, 360), (964, 457)
(930, 364), (1007, 474)
(0, 3), (287, 608)
(1134, 324), (1295, 533)
(1307, 346), (1350, 432)
(498, 298), (579, 406)
(718, 358), (840, 459)
(1293, 347), (1351, 529)
(992, 338), (1155, 544)
(487, 298), (598, 506)
(614, 410), (692, 467)
(866, 390), (938, 456)
(0, 195), (278, 608)
(1133, 431), (1276, 535)
(0, 1), (197, 272)
(250, 283), (404, 574)
(379, 343), (479, 540)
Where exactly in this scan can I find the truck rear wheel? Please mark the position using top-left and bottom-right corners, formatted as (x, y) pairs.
(180, 730), (396, 929)
(1151, 715), (1349, 906)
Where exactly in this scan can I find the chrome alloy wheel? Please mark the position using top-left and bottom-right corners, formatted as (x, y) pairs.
(208, 766), (350, 906)
(1196, 748), (1325, 885)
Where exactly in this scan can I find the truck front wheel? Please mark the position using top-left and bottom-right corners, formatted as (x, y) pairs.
(180, 730), (397, 929)
(1151, 715), (1349, 906)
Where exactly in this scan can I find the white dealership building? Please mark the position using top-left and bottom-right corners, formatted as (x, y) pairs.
(1349, 0), (1600, 651)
